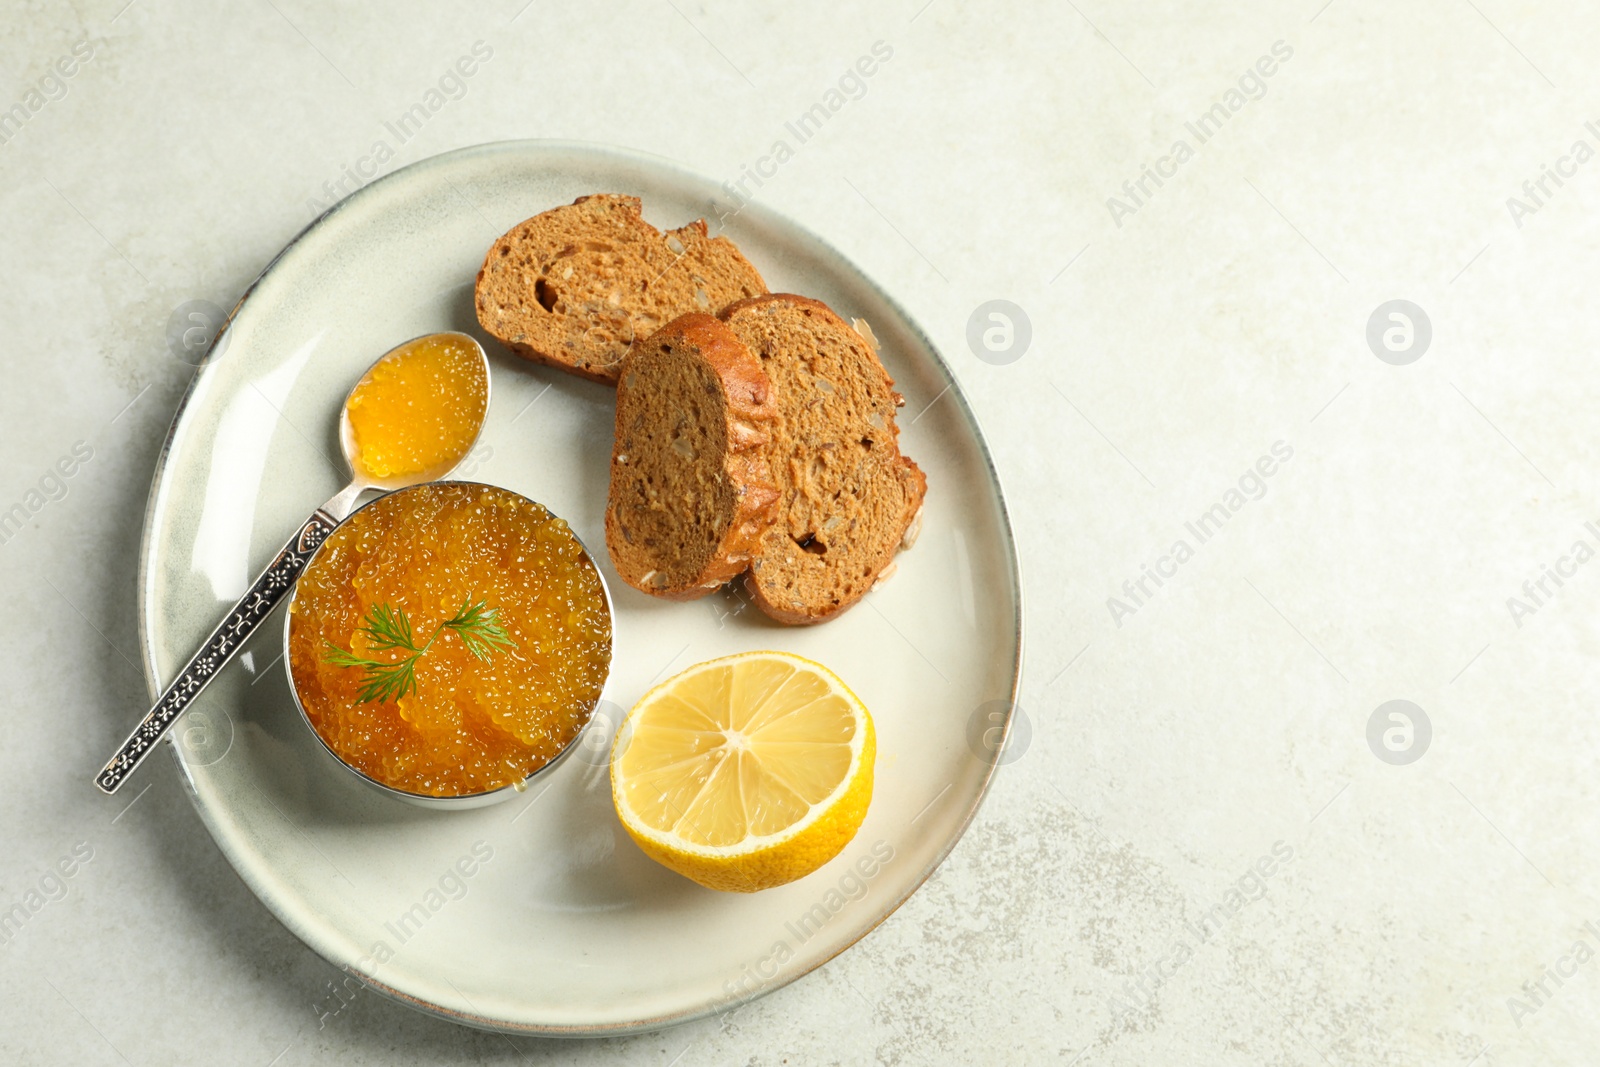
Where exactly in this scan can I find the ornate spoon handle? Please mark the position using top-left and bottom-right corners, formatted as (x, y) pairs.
(94, 509), (340, 795)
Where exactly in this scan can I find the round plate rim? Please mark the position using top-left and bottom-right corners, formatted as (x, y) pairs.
(133, 138), (1025, 1036)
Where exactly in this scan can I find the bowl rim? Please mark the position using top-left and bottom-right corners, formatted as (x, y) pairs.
(279, 478), (616, 809)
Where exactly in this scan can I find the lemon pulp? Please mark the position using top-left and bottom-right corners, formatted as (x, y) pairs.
(611, 651), (874, 892)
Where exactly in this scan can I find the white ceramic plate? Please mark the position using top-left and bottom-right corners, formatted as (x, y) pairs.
(138, 141), (1021, 1034)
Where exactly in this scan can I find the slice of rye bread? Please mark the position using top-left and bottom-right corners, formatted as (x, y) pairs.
(605, 313), (780, 600)
(720, 294), (927, 625)
(474, 194), (767, 385)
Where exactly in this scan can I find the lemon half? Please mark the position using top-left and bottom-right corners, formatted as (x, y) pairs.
(610, 650), (876, 892)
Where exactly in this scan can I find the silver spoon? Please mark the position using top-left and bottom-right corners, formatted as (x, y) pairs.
(95, 331), (492, 794)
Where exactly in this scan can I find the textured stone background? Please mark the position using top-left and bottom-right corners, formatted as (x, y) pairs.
(2, 1), (1597, 1063)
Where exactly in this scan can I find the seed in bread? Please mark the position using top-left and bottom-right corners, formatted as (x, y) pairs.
(605, 314), (780, 600)
(720, 294), (927, 625)
(474, 194), (767, 385)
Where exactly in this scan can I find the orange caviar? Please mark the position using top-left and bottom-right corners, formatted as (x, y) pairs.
(288, 483), (612, 797)
(345, 334), (487, 481)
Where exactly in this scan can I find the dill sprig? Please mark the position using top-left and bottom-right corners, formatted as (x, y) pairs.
(443, 598), (518, 661)
(322, 596), (516, 703)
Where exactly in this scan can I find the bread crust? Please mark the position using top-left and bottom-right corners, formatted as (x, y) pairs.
(604, 313), (780, 600)
(475, 195), (766, 385)
(720, 294), (927, 624)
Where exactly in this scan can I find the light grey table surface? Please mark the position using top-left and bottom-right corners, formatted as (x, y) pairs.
(2, 1), (1596, 1064)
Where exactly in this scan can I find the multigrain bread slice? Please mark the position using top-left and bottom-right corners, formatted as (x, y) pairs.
(720, 295), (926, 625)
(605, 314), (780, 600)
(475, 194), (767, 385)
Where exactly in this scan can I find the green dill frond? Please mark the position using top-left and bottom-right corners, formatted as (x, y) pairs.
(321, 594), (512, 702)
(443, 597), (518, 661)
(358, 602), (417, 652)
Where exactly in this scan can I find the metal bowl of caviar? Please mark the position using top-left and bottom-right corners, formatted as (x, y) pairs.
(282, 481), (615, 809)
